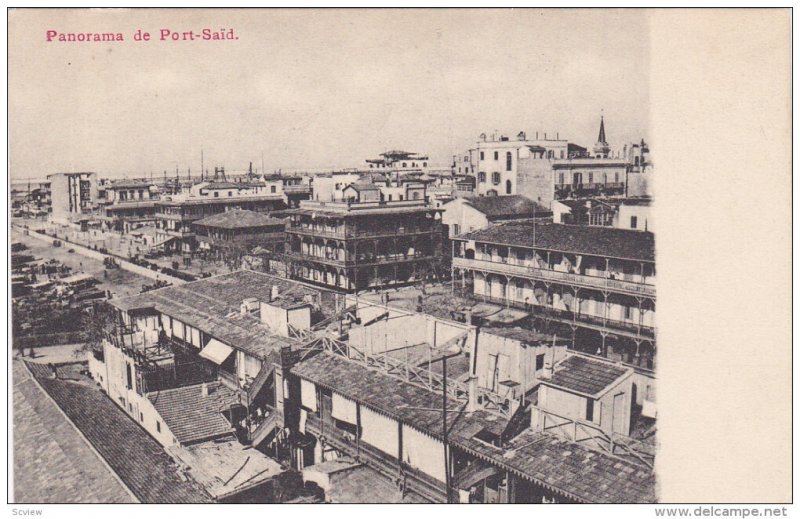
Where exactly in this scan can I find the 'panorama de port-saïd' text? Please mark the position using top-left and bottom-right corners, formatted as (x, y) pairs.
(46, 28), (238, 42)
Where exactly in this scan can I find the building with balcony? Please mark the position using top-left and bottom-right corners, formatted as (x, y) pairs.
(153, 193), (287, 254)
(285, 196), (444, 292)
(452, 221), (656, 368)
(192, 209), (286, 258)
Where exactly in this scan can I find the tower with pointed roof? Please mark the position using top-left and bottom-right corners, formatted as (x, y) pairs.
(593, 114), (611, 158)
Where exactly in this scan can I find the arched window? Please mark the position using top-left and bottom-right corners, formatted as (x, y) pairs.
(506, 180), (512, 194)
(506, 151), (512, 171)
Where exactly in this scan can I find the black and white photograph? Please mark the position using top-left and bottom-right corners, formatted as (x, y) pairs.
(5, 7), (792, 513)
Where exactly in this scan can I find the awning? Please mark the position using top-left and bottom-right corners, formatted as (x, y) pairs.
(199, 338), (234, 365)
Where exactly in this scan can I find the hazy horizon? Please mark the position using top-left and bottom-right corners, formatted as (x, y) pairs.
(9, 9), (650, 181)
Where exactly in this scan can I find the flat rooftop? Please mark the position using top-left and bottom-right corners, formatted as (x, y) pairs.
(168, 439), (284, 500)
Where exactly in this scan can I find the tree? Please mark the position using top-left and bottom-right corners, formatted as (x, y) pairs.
(75, 301), (117, 359)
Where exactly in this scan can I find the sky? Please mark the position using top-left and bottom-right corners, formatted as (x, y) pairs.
(9, 9), (650, 181)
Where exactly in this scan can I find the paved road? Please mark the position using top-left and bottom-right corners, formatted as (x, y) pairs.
(12, 359), (135, 503)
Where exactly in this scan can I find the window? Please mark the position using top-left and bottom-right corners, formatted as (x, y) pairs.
(156, 421), (161, 433)
(494, 151), (499, 160)
(506, 151), (512, 171)
(140, 412), (144, 422)
(585, 398), (594, 421)
(506, 179), (512, 194)
(423, 162), (427, 167)
(126, 364), (132, 390)
(558, 173), (564, 185)
(402, 162), (407, 168)
(536, 354), (545, 371)
(560, 150), (565, 158)
(399, 195), (404, 201)
(588, 173), (593, 184)
(228, 191), (233, 197)
(270, 185), (276, 193)
(478, 172), (486, 183)
(453, 224), (460, 236)
(214, 191), (219, 197)
(388, 194), (393, 201)
(492, 172), (500, 185)
(615, 172), (620, 183)
(631, 216), (638, 229)
(624, 305), (632, 319)
(480, 151), (485, 161)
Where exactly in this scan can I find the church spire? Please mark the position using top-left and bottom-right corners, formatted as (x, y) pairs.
(593, 112), (610, 158)
(598, 115), (607, 144)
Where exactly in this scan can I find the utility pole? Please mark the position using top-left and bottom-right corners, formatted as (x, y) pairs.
(442, 354), (451, 504)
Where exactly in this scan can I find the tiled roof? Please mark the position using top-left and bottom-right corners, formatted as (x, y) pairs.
(460, 221), (655, 262)
(111, 270), (333, 358)
(147, 382), (238, 445)
(545, 355), (630, 397)
(470, 430), (656, 503)
(192, 209), (286, 229)
(291, 352), (508, 439)
(465, 195), (549, 219)
(291, 353), (654, 503)
(26, 363), (212, 502)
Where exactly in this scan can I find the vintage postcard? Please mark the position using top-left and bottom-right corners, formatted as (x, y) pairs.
(6, 7), (792, 513)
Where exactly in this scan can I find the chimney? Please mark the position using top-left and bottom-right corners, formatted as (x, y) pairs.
(201, 382), (208, 397)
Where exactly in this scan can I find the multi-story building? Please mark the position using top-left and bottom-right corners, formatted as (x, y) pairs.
(471, 131), (569, 197)
(464, 120), (630, 206)
(153, 193), (287, 254)
(451, 221), (655, 369)
(85, 270), (338, 501)
(285, 188), (444, 292)
(47, 172), (98, 224)
(193, 209), (286, 258)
